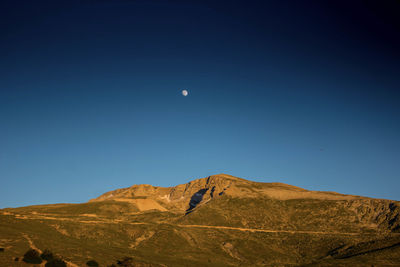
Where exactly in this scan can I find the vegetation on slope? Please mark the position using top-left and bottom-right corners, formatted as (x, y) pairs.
(1, 174), (399, 266)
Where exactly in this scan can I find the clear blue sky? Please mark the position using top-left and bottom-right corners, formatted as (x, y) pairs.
(1, 0), (399, 208)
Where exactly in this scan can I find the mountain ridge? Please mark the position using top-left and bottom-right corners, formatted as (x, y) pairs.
(89, 173), (394, 213)
(1, 174), (400, 266)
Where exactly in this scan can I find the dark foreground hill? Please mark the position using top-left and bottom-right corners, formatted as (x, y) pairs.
(1, 174), (400, 266)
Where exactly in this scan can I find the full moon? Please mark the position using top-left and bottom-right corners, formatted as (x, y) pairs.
(182, 90), (188, 96)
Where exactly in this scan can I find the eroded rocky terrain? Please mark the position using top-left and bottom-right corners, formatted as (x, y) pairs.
(1, 174), (399, 266)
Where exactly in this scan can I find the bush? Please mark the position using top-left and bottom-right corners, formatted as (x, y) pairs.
(23, 249), (43, 264)
(116, 257), (136, 267)
(45, 258), (67, 267)
(14, 257), (19, 261)
(86, 259), (99, 267)
(0, 248), (4, 252)
(41, 249), (54, 261)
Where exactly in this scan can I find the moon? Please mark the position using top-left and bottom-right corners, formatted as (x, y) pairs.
(182, 89), (188, 96)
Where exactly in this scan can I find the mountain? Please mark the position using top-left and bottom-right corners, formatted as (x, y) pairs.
(1, 174), (400, 266)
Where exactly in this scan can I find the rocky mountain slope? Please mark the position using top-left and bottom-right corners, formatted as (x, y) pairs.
(1, 174), (399, 266)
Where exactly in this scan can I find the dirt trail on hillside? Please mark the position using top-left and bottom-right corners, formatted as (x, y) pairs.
(22, 234), (79, 267)
(23, 234), (42, 254)
(176, 224), (362, 236)
(9, 212), (149, 225)
(13, 212), (399, 237)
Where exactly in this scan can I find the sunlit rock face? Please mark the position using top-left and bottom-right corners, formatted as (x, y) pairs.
(89, 174), (400, 233)
(89, 174), (238, 212)
(2, 174), (400, 266)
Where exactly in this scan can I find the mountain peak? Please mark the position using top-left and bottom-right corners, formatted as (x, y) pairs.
(89, 174), (375, 214)
(2, 174), (400, 266)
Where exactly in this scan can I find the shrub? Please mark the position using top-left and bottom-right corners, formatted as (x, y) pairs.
(23, 249), (43, 264)
(116, 257), (136, 267)
(41, 249), (54, 261)
(86, 259), (99, 267)
(14, 257), (19, 261)
(0, 248), (4, 252)
(45, 258), (67, 267)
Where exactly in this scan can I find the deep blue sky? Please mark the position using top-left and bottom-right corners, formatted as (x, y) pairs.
(1, 0), (399, 208)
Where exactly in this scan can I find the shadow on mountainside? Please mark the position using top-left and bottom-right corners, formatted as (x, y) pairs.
(186, 189), (208, 215)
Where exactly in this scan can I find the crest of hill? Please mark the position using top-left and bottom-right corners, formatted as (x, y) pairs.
(89, 174), (367, 212)
(2, 175), (400, 266)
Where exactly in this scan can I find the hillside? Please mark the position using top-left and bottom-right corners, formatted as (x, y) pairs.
(1, 174), (400, 266)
